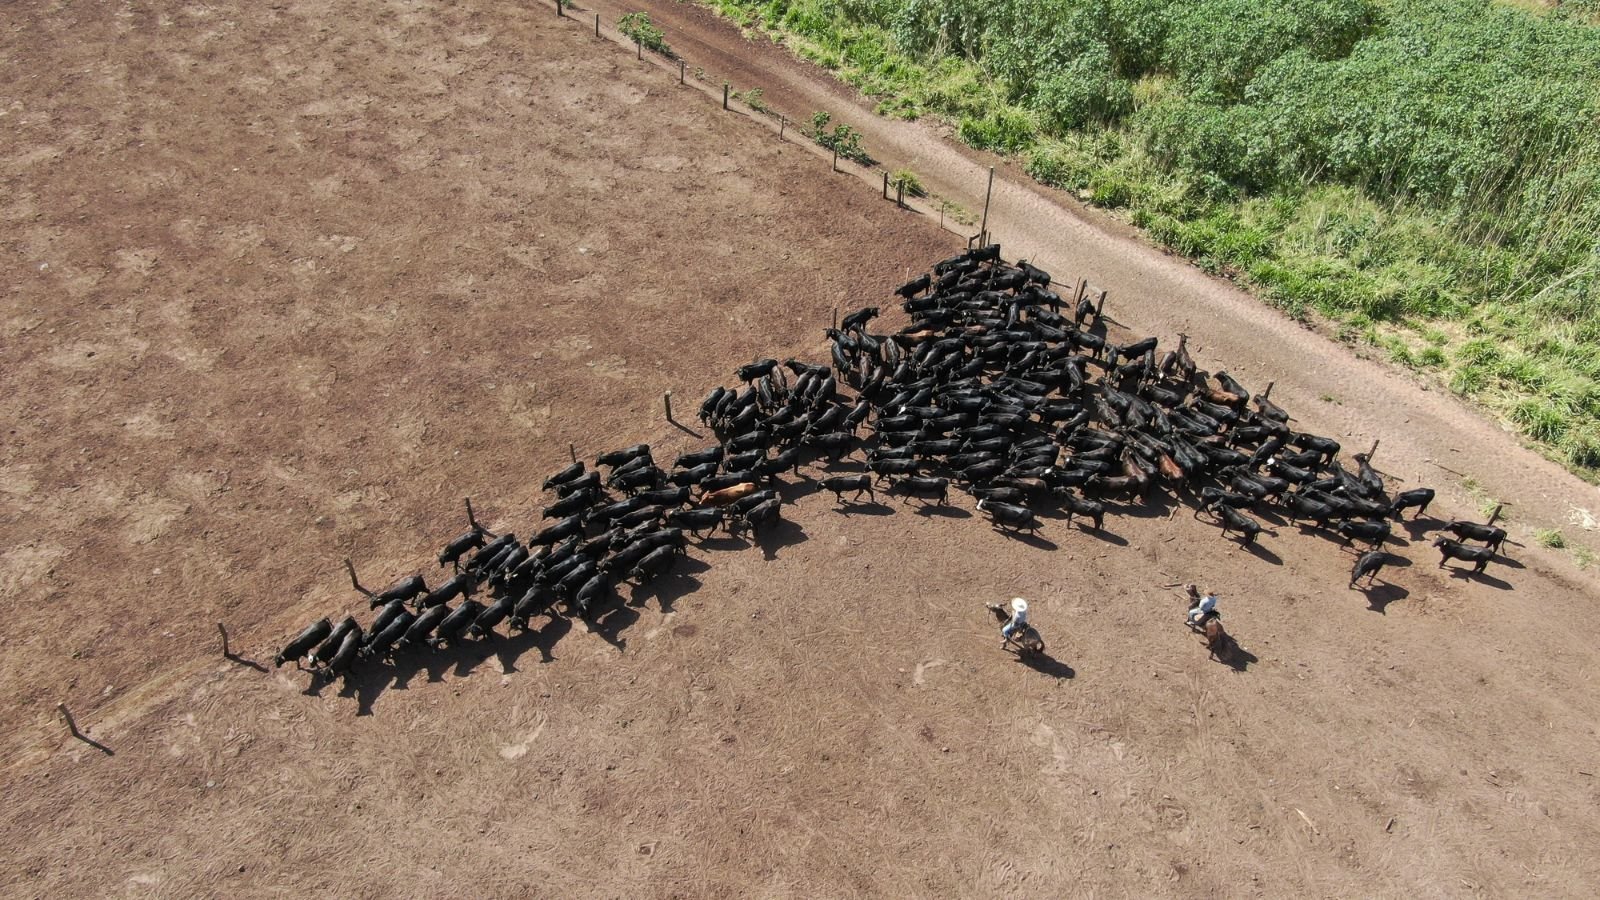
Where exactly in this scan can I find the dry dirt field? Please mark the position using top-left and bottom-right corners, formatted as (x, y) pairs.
(4, 1), (1600, 897)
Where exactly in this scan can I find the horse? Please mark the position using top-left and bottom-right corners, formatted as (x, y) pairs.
(986, 603), (1045, 655)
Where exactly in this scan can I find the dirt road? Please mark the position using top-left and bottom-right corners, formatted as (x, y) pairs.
(584, 0), (1600, 553)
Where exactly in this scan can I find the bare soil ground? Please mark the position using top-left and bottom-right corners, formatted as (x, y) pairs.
(3, 2), (1599, 897)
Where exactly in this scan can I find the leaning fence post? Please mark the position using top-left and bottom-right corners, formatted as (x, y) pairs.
(218, 622), (230, 657)
(1095, 288), (1108, 319)
(1488, 503), (1503, 526)
(569, 442), (577, 463)
(664, 391), (674, 422)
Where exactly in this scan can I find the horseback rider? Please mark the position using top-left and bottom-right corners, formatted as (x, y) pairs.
(1000, 597), (1029, 648)
(1185, 584), (1220, 629)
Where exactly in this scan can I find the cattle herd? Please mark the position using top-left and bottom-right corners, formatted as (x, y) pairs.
(274, 245), (1514, 682)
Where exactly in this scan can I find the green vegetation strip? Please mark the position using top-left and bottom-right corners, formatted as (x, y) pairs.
(702, 0), (1600, 478)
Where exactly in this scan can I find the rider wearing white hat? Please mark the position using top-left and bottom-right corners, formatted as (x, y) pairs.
(1001, 597), (1029, 647)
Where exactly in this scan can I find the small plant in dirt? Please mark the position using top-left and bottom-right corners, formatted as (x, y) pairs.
(619, 12), (673, 58)
(809, 111), (871, 165)
(734, 87), (768, 113)
(1536, 528), (1566, 549)
(890, 168), (925, 198)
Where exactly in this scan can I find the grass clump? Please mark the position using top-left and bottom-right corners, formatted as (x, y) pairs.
(1535, 528), (1567, 549)
(890, 168), (925, 197)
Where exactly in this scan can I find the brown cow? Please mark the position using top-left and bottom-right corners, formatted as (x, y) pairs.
(699, 482), (759, 507)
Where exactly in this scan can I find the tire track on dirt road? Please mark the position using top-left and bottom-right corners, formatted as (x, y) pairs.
(577, 0), (1600, 557)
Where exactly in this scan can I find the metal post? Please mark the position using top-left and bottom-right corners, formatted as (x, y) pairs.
(978, 166), (995, 246)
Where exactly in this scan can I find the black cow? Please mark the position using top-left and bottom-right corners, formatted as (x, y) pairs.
(438, 529), (486, 570)
(676, 445), (724, 470)
(1443, 520), (1508, 554)
(890, 476), (949, 505)
(433, 600), (485, 648)
(820, 474), (874, 503)
(1060, 493), (1105, 531)
(319, 630), (364, 681)
(529, 514), (585, 546)
(362, 610), (414, 659)
(543, 488), (597, 520)
(737, 358), (779, 383)
(1434, 536), (1494, 574)
(542, 461), (585, 490)
(309, 616), (359, 668)
(840, 307), (880, 333)
(977, 499), (1038, 534)
(596, 443), (651, 468)
(1389, 488), (1436, 520)
(1217, 505), (1264, 545)
(396, 604), (450, 651)
(1350, 551), (1399, 588)
(346, 560), (429, 609)
(420, 572), (474, 608)
(275, 618), (332, 668)
(736, 498), (782, 535)
(468, 596), (514, 639)
(667, 507), (724, 537)
(1336, 519), (1392, 549)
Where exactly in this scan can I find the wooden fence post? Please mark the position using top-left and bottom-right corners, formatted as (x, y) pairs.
(723, 84), (729, 110)
(556, 0), (562, 18)
(636, 37), (642, 59)
(896, 182), (904, 208)
(882, 171), (888, 199)
(664, 391), (674, 422)
(832, 148), (838, 172)
(218, 622), (230, 657)
(569, 442), (577, 463)
(680, 60), (685, 84)
(595, 13), (600, 37)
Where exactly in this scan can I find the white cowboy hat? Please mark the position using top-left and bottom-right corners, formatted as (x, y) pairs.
(1011, 598), (1028, 614)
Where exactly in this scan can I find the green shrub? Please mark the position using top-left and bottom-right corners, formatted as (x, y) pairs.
(619, 12), (674, 58)
(890, 168), (925, 196)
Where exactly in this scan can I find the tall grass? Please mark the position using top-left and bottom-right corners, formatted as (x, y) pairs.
(704, 0), (1600, 478)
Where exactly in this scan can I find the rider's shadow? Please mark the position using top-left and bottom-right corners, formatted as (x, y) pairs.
(1016, 652), (1074, 680)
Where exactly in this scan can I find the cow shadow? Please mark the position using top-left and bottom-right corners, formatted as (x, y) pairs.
(589, 603), (640, 650)
(629, 568), (704, 611)
(830, 500), (894, 517)
(699, 534), (750, 552)
(754, 517), (808, 560)
(1492, 553), (1525, 570)
(912, 502), (971, 519)
(1016, 651), (1075, 680)
(1360, 582), (1410, 614)
(1443, 567), (1514, 591)
(1238, 540), (1282, 565)
(1399, 516), (1443, 540)
(1000, 530), (1058, 551)
(1078, 524), (1128, 546)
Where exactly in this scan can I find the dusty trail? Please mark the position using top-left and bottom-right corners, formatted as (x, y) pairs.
(583, 0), (1600, 551)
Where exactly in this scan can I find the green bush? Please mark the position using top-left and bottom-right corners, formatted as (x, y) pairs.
(619, 12), (674, 57)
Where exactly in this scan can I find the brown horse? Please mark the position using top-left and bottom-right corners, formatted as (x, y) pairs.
(1202, 618), (1235, 663)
